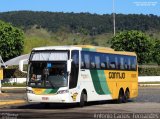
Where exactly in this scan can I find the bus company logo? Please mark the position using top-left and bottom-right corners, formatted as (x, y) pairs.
(131, 74), (136, 78)
(81, 74), (89, 79)
(71, 92), (78, 101)
(109, 72), (125, 79)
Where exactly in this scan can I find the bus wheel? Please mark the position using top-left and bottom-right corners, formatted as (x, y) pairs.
(117, 89), (125, 103)
(124, 90), (130, 103)
(79, 91), (87, 107)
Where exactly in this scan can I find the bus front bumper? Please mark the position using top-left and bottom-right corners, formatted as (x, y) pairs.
(27, 93), (72, 103)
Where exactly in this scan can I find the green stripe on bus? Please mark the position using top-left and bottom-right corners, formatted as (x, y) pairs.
(97, 70), (111, 94)
(90, 70), (111, 95)
(90, 70), (105, 94)
(44, 89), (58, 94)
(82, 48), (96, 51)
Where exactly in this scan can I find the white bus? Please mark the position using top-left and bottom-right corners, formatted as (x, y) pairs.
(20, 45), (138, 107)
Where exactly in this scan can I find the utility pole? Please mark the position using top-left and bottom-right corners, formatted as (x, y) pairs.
(113, 0), (116, 36)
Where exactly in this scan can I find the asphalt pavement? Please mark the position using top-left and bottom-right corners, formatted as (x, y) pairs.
(0, 86), (160, 119)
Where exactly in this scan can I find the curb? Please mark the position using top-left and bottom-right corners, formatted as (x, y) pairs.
(0, 93), (9, 96)
(0, 100), (26, 106)
(139, 84), (160, 86)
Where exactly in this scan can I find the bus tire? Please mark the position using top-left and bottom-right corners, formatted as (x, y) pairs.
(124, 90), (130, 103)
(79, 91), (87, 107)
(117, 89), (125, 103)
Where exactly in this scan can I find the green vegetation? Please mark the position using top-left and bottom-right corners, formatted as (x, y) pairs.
(0, 20), (24, 61)
(23, 27), (112, 54)
(111, 30), (154, 64)
(2, 82), (26, 87)
(139, 66), (160, 76)
(153, 39), (160, 65)
(0, 11), (160, 34)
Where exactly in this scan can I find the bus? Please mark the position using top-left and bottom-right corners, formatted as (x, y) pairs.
(20, 45), (138, 107)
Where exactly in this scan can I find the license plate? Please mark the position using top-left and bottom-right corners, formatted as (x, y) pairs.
(42, 97), (49, 100)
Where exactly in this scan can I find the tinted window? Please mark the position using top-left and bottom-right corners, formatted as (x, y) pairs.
(131, 56), (136, 70)
(81, 51), (137, 71)
(100, 54), (106, 69)
(69, 50), (79, 89)
(119, 56), (125, 70)
(109, 54), (116, 69)
(84, 53), (90, 69)
(95, 55), (100, 69)
(90, 52), (96, 69)
(105, 55), (110, 69)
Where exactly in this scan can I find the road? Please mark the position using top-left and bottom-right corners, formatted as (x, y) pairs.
(0, 86), (160, 119)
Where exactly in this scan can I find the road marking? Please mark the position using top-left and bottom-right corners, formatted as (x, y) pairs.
(0, 100), (26, 106)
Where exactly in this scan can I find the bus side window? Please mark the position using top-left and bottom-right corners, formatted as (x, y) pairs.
(120, 56), (124, 70)
(124, 57), (131, 70)
(100, 54), (106, 69)
(69, 50), (79, 89)
(84, 53), (90, 69)
(106, 55), (110, 69)
(81, 52), (85, 69)
(128, 58), (131, 70)
(90, 52), (96, 69)
(95, 55), (100, 69)
(109, 55), (116, 69)
(115, 56), (118, 69)
(131, 57), (136, 70)
(124, 57), (128, 69)
(81, 61), (85, 68)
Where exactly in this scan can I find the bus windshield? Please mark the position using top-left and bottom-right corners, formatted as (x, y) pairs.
(28, 61), (68, 88)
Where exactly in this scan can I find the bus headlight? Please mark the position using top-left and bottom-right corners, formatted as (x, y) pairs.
(27, 89), (34, 94)
(57, 90), (69, 94)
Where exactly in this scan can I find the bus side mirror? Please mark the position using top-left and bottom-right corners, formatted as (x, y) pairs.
(67, 60), (72, 72)
(19, 59), (28, 73)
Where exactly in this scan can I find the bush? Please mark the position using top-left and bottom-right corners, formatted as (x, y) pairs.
(138, 66), (160, 76)
(0, 20), (24, 61)
(2, 82), (26, 87)
(111, 30), (154, 64)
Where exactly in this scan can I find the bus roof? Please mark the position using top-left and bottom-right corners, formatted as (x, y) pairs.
(32, 45), (136, 56)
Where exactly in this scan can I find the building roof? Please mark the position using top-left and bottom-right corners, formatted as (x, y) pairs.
(5, 54), (30, 66)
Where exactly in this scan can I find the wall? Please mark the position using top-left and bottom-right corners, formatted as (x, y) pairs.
(138, 76), (160, 82)
(2, 78), (26, 84)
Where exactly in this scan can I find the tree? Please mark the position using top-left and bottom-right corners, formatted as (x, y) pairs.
(0, 20), (24, 61)
(111, 30), (154, 64)
(153, 39), (160, 65)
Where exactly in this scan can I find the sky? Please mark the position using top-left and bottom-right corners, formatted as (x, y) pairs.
(0, 0), (159, 16)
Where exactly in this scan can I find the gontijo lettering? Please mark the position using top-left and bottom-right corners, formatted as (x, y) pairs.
(109, 72), (125, 79)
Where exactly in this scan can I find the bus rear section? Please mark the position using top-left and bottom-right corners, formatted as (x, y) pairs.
(78, 49), (138, 103)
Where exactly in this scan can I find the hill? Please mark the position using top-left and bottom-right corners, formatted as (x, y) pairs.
(0, 11), (160, 35)
(0, 11), (160, 54)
